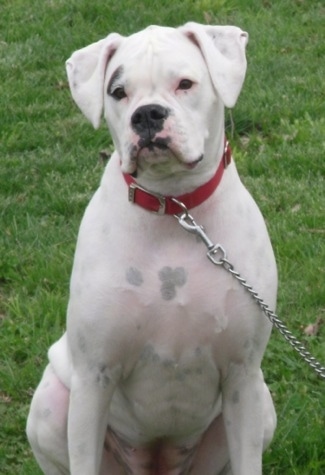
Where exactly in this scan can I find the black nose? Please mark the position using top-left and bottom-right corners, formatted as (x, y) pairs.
(131, 104), (169, 137)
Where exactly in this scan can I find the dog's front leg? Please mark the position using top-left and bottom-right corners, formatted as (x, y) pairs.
(68, 372), (116, 475)
(222, 365), (266, 475)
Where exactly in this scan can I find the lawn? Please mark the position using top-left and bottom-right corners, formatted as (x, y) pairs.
(0, 0), (324, 473)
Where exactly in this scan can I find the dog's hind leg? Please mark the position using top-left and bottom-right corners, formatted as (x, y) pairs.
(26, 364), (69, 475)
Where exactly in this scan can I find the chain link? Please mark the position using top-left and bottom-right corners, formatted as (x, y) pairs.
(221, 257), (325, 380)
(173, 202), (325, 380)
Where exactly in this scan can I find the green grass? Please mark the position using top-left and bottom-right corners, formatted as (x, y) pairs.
(0, 0), (324, 473)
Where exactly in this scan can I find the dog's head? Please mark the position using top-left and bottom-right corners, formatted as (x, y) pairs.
(66, 23), (248, 177)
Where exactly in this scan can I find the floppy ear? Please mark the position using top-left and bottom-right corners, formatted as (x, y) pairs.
(179, 22), (248, 108)
(66, 33), (123, 128)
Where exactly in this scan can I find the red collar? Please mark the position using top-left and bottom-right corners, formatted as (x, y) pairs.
(123, 139), (231, 215)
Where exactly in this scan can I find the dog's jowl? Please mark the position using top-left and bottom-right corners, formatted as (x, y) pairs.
(27, 22), (277, 475)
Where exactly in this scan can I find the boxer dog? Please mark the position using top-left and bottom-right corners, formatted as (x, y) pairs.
(27, 22), (277, 475)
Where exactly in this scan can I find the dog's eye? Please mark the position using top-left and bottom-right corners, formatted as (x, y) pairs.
(110, 86), (127, 101)
(177, 79), (193, 91)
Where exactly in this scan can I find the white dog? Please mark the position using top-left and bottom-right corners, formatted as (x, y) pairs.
(27, 22), (277, 475)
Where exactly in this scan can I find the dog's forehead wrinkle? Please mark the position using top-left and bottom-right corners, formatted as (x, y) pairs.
(113, 28), (205, 87)
(130, 25), (184, 49)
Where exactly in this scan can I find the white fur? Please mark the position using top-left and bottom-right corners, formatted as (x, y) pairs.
(27, 22), (277, 475)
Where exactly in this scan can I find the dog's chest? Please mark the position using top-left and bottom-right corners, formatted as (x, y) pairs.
(70, 203), (254, 366)
(98, 236), (232, 340)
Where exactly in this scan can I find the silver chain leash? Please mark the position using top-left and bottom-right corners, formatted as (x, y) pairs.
(172, 199), (325, 381)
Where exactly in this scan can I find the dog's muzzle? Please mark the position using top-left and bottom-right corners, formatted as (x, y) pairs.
(131, 104), (169, 141)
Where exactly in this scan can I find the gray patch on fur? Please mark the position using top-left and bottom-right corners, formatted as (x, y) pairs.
(126, 267), (144, 286)
(158, 266), (187, 301)
(42, 408), (52, 418)
(96, 364), (111, 389)
(77, 331), (87, 354)
(140, 345), (160, 363)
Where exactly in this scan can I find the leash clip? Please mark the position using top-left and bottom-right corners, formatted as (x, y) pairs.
(172, 198), (226, 265)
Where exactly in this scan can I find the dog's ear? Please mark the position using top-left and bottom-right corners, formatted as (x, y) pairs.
(180, 23), (248, 108)
(66, 33), (123, 129)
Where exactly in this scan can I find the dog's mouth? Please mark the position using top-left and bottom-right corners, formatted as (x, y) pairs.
(124, 136), (204, 176)
(135, 138), (203, 169)
(184, 154), (204, 169)
(138, 137), (171, 153)
(133, 137), (175, 168)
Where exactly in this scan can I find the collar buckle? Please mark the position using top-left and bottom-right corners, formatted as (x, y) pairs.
(128, 182), (166, 215)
